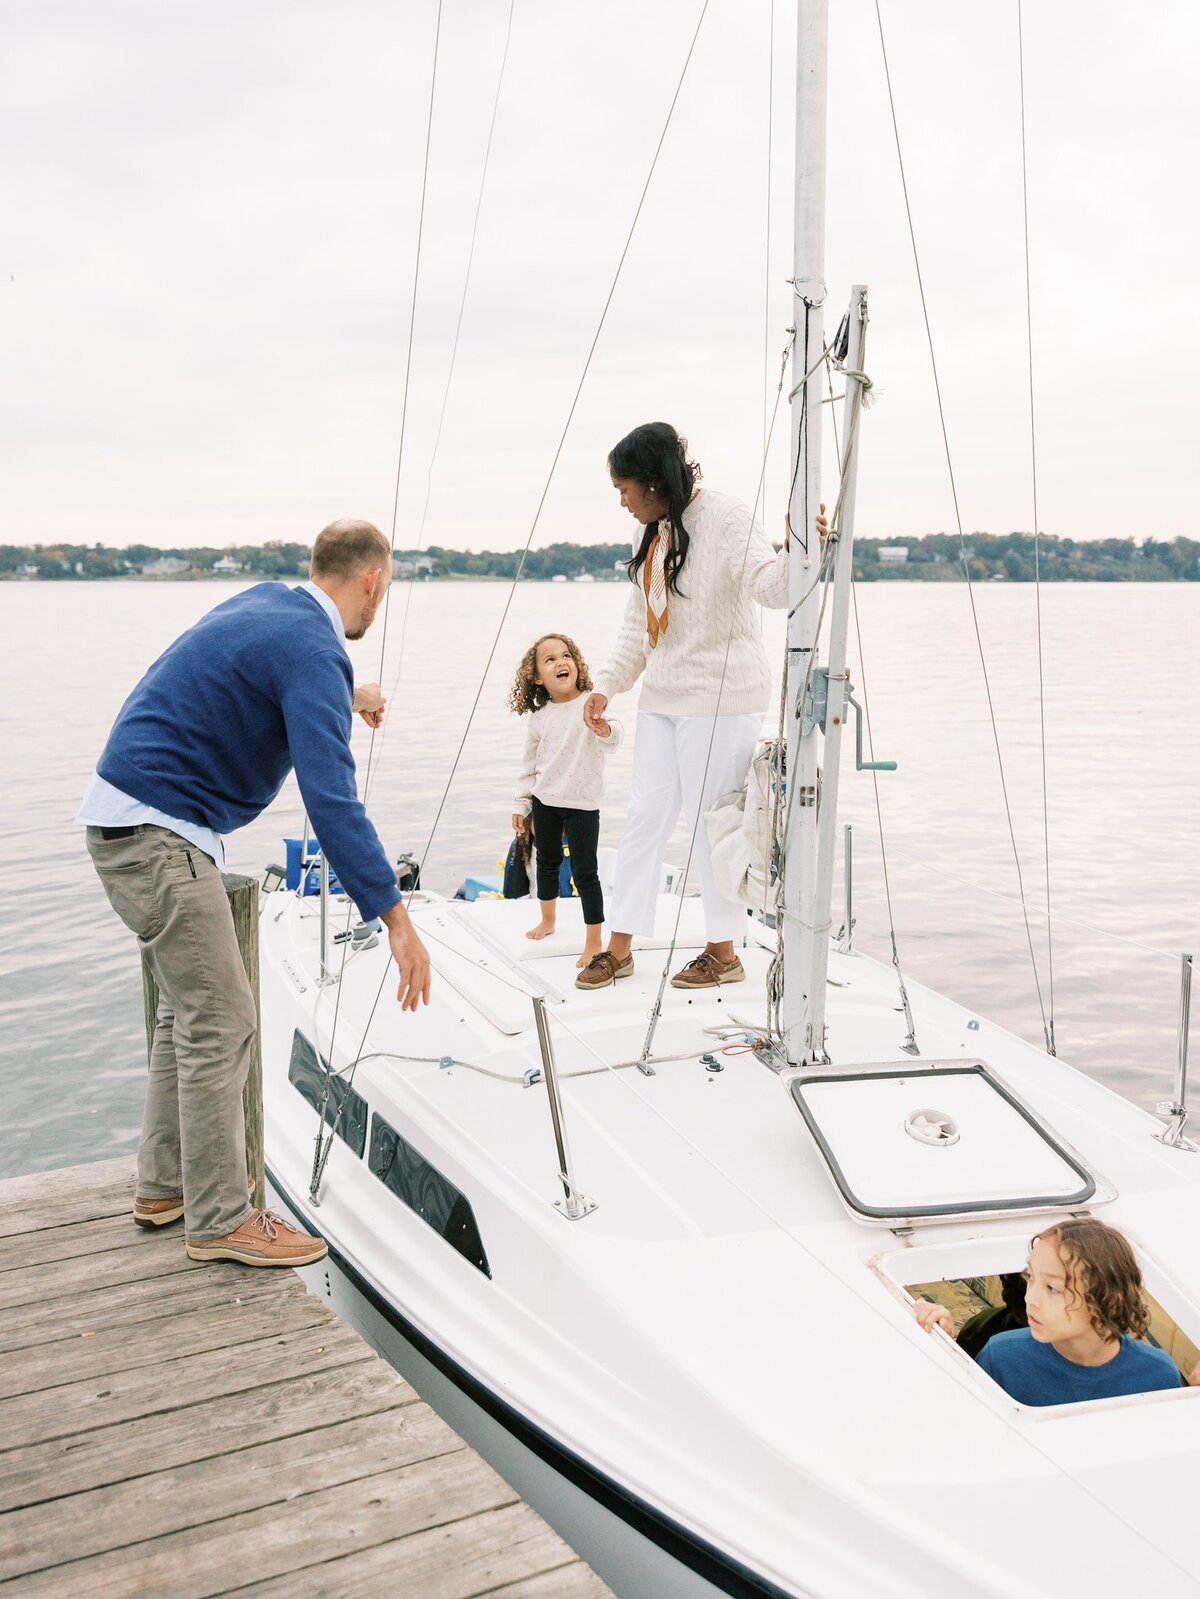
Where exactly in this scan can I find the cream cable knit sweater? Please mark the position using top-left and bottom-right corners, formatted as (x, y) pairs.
(592, 488), (789, 718)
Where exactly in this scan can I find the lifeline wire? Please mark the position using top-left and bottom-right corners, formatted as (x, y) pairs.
(311, 0), (715, 1192)
(1017, 0), (1057, 1053)
(873, 0), (1053, 1054)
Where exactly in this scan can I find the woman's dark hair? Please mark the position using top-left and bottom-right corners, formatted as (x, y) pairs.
(608, 422), (701, 595)
(1031, 1219), (1150, 1343)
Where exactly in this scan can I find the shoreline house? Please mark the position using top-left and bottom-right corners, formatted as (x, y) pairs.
(393, 553), (436, 580)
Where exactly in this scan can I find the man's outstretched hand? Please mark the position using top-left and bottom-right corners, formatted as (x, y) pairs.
(353, 683), (387, 729)
(380, 902), (432, 1011)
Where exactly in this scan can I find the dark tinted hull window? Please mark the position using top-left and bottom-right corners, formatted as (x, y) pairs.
(369, 1113), (490, 1277)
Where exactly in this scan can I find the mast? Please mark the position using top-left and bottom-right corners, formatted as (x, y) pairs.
(782, 0), (829, 1063)
(784, 0), (869, 1063)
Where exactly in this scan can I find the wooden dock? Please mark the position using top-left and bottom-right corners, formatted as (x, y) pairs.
(0, 1157), (614, 1598)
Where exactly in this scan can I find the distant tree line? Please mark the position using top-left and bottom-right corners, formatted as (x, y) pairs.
(2, 532), (1197, 582)
(852, 532), (1200, 582)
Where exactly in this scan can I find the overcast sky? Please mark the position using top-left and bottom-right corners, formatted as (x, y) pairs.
(3, 0), (1197, 551)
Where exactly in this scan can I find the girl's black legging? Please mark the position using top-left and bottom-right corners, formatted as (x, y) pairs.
(530, 796), (603, 926)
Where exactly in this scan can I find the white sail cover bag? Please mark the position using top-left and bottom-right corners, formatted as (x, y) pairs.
(704, 741), (780, 909)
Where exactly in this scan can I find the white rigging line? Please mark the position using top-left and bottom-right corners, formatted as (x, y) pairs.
(872, 0), (1054, 1055)
(638, 332), (796, 1066)
(1017, 0), (1057, 1053)
(312, 0), (716, 1194)
(361, 0), (445, 807)
(364, 0), (517, 808)
(761, 0), (776, 533)
(311, 0), (446, 1191)
(823, 343), (921, 1054)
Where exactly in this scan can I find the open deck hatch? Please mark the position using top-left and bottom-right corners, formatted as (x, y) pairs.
(789, 1060), (1098, 1223)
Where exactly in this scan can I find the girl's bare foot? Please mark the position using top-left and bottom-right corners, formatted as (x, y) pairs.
(526, 918), (556, 941)
(576, 934), (603, 969)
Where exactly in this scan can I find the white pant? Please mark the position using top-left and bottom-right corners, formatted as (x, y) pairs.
(609, 711), (762, 942)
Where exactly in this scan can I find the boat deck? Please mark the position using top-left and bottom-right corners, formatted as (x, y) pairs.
(0, 1156), (614, 1598)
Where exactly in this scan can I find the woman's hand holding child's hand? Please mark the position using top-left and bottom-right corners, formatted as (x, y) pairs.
(914, 1299), (957, 1339)
(511, 812), (527, 835)
(583, 693), (608, 733)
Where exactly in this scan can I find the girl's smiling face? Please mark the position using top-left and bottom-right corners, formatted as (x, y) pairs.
(535, 638), (579, 701)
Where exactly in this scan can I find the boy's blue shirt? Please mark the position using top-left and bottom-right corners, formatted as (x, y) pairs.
(977, 1328), (1181, 1406)
(96, 583), (399, 922)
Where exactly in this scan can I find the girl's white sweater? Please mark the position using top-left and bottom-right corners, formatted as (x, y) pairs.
(592, 488), (789, 718)
(513, 695), (623, 815)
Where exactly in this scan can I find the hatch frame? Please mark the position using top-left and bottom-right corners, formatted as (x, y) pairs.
(788, 1059), (1100, 1223)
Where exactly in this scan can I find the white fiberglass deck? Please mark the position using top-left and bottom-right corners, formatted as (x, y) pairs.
(260, 886), (1200, 1599)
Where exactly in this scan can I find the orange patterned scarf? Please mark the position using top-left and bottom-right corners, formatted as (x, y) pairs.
(643, 527), (669, 647)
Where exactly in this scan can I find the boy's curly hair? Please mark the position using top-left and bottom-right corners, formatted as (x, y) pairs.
(508, 633), (592, 715)
(1032, 1219), (1150, 1342)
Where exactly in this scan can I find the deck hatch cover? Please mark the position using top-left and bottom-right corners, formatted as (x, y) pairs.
(789, 1061), (1096, 1221)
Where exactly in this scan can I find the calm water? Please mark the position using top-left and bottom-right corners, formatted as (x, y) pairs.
(2, 578), (1197, 1179)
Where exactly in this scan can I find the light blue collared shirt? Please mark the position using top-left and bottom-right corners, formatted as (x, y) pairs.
(75, 773), (228, 867)
(298, 580), (346, 645)
(75, 583), (346, 863)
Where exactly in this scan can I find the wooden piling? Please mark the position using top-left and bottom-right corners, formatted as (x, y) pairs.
(141, 873), (264, 1209)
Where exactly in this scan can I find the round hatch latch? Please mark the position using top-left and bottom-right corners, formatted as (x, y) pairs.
(904, 1107), (960, 1147)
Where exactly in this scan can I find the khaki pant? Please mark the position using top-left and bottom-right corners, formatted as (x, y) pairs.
(86, 825), (256, 1241)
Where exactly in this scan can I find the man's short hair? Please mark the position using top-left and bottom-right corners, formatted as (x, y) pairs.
(310, 519), (391, 581)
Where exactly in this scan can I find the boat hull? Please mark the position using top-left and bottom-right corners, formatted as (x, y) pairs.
(267, 1163), (796, 1599)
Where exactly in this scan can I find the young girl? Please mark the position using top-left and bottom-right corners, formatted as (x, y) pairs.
(915, 1218), (1187, 1405)
(509, 633), (622, 968)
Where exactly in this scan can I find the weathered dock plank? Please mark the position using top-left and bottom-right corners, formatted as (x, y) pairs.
(0, 1407), (446, 1580)
(0, 1283), (333, 1400)
(0, 1155), (138, 1238)
(0, 1158), (614, 1598)
(233, 1505), (614, 1598)
(1, 1358), (412, 1509)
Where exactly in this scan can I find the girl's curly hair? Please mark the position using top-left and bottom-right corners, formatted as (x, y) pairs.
(1032, 1219), (1151, 1342)
(508, 633), (592, 715)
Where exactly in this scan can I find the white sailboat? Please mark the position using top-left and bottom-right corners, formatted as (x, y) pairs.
(258, 5), (1200, 1595)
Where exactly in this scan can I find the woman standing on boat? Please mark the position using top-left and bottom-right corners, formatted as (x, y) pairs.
(578, 421), (819, 992)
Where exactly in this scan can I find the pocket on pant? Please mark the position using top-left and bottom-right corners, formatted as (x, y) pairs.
(96, 858), (165, 942)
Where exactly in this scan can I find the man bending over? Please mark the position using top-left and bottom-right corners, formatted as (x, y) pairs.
(78, 519), (429, 1267)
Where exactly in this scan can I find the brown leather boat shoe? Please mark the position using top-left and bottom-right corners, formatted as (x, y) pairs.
(670, 952), (746, 989)
(575, 951), (635, 990)
(134, 1177), (255, 1229)
(185, 1208), (327, 1267)
(132, 1194), (185, 1228)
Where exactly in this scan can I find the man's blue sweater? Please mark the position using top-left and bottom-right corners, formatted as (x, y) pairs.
(97, 584), (400, 923)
